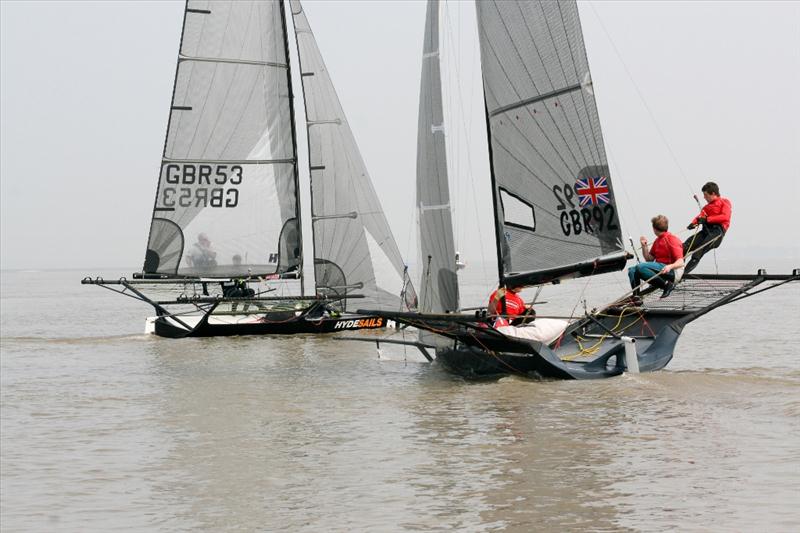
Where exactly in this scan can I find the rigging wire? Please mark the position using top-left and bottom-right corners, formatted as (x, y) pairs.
(586, 1), (696, 200)
(584, 1), (725, 283)
(604, 143), (644, 241)
(441, 0), (491, 295)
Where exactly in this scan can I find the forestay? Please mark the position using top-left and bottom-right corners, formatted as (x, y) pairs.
(144, 0), (302, 278)
(416, 0), (459, 313)
(290, 0), (417, 311)
(477, 0), (626, 286)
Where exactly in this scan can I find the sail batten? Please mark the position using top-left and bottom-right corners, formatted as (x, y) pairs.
(178, 55), (289, 68)
(489, 83), (583, 117)
(477, 0), (625, 285)
(161, 158), (295, 164)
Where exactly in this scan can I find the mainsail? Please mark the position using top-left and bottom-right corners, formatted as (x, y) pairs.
(143, 0), (302, 278)
(290, 0), (417, 311)
(416, 0), (459, 313)
(476, 0), (626, 286)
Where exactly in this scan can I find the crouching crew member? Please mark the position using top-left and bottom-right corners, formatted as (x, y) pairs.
(684, 181), (732, 274)
(488, 285), (533, 327)
(629, 215), (685, 299)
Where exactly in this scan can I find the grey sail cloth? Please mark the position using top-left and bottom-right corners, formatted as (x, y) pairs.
(143, 0), (301, 278)
(290, 0), (417, 311)
(416, 0), (459, 314)
(476, 0), (624, 284)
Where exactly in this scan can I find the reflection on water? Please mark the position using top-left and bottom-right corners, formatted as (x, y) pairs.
(1, 270), (799, 531)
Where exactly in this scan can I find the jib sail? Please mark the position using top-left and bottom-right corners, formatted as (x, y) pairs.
(290, 0), (417, 311)
(143, 0), (302, 278)
(476, 0), (626, 286)
(416, 0), (459, 313)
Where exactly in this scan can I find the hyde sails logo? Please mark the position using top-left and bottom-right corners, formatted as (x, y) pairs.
(333, 318), (384, 330)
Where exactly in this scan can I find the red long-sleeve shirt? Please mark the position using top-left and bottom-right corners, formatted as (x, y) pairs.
(488, 289), (526, 316)
(692, 197), (732, 231)
(649, 232), (683, 264)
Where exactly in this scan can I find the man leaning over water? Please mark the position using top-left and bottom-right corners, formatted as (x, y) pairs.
(683, 181), (732, 274)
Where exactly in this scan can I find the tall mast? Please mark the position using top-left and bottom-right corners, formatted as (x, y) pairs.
(475, 1), (510, 289)
(279, 0), (304, 295)
(482, 96), (506, 288)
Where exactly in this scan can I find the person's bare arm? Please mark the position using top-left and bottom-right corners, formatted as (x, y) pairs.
(660, 257), (684, 274)
(640, 236), (654, 262)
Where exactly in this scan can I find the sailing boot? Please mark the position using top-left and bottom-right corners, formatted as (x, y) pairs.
(660, 281), (675, 299)
(627, 287), (643, 306)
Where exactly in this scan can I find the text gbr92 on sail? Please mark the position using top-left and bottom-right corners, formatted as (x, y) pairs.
(356, 0), (799, 380)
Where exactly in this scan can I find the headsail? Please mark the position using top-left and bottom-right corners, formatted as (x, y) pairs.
(143, 0), (302, 279)
(476, 0), (626, 286)
(417, 0), (459, 313)
(290, 0), (417, 311)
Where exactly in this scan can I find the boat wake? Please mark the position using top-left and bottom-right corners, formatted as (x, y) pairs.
(663, 367), (800, 386)
(0, 334), (152, 345)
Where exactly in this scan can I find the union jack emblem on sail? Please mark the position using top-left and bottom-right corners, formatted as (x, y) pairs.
(575, 176), (610, 207)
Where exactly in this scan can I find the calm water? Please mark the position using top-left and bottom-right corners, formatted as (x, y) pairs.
(1, 268), (799, 532)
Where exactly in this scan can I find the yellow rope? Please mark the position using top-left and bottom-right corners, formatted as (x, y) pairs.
(560, 308), (643, 361)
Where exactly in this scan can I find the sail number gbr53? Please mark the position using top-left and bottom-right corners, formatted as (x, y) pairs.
(159, 164), (242, 209)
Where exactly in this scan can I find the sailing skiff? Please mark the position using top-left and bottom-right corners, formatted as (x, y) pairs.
(356, 0), (799, 379)
(84, 0), (416, 338)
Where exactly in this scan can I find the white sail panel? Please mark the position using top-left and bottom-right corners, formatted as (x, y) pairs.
(417, 0), (459, 313)
(144, 0), (301, 277)
(181, 0), (285, 63)
(477, 0), (625, 285)
(164, 62), (293, 162)
(290, 0), (416, 311)
(149, 163), (297, 277)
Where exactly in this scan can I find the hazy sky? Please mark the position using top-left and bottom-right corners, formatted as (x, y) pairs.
(1, 0), (798, 274)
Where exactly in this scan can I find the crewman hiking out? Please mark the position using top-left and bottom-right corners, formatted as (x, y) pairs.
(629, 215), (685, 299)
(683, 181), (732, 274)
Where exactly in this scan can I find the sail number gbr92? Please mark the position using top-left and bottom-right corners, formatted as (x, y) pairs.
(159, 164), (242, 209)
(552, 179), (618, 236)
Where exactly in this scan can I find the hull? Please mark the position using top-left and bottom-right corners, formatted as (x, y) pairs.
(357, 304), (692, 381)
(409, 273), (799, 380)
(434, 321), (682, 380)
(152, 312), (388, 339)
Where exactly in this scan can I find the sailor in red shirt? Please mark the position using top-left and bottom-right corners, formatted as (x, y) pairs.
(629, 215), (685, 298)
(683, 181), (732, 274)
(488, 286), (531, 327)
